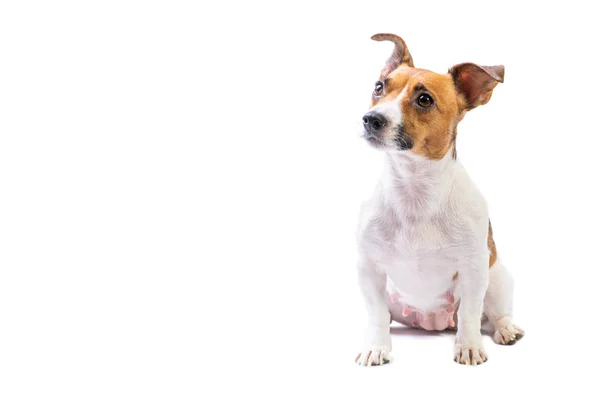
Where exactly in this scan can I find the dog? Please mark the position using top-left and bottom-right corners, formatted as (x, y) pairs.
(355, 34), (523, 366)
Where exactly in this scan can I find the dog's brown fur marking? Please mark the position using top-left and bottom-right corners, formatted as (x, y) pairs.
(371, 67), (461, 160)
(488, 221), (497, 268)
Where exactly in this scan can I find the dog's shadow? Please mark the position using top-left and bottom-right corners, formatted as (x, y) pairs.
(390, 324), (495, 338)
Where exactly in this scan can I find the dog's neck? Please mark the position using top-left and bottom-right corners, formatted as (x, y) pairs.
(381, 150), (457, 219)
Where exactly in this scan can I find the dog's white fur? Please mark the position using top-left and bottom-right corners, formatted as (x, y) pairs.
(356, 103), (523, 366)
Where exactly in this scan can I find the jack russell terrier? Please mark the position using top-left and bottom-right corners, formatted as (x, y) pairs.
(355, 34), (523, 366)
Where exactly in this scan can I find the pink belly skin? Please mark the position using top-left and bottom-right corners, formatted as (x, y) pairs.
(389, 292), (456, 331)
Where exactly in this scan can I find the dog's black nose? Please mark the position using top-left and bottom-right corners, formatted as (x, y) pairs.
(362, 111), (387, 132)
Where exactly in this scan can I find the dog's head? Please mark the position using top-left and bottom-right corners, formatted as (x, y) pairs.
(362, 34), (504, 159)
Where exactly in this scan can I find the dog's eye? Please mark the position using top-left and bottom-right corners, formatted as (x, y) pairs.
(417, 93), (434, 108)
(373, 81), (384, 96)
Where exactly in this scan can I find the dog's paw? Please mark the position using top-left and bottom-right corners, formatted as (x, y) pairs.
(355, 348), (390, 366)
(454, 344), (488, 366)
(493, 323), (524, 345)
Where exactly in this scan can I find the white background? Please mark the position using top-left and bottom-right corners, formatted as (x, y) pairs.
(1, 1), (599, 399)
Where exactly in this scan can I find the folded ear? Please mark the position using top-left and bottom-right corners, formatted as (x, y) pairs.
(371, 33), (414, 77)
(449, 63), (504, 110)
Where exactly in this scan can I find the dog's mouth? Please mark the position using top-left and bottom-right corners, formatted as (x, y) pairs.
(362, 130), (415, 152)
(362, 132), (386, 148)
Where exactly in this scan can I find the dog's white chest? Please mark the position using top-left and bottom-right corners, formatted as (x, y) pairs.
(358, 154), (487, 311)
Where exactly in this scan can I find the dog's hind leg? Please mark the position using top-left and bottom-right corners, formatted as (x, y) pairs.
(483, 260), (524, 345)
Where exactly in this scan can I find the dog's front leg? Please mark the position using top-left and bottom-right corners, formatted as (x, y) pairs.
(355, 259), (391, 366)
(454, 253), (489, 366)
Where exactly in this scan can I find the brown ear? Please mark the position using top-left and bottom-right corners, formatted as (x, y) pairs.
(449, 63), (504, 110)
(371, 33), (414, 76)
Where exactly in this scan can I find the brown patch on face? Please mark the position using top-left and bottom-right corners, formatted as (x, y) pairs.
(371, 67), (461, 160)
(488, 221), (497, 268)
